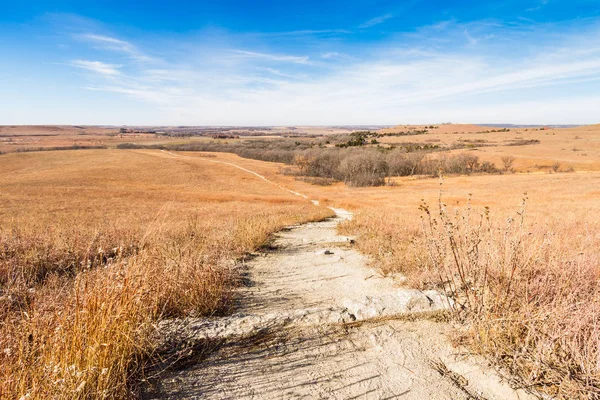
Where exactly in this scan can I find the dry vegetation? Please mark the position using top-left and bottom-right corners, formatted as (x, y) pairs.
(120, 135), (501, 187)
(332, 174), (600, 398)
(209, 128), (600, 397)
(0, 149), (331, 399)
(0, 125), (146, 153)
(0, 125), (360, 154)
(147, 149), (600, 398)
(2, 123), (600, 398)
(377, 123), (600, 173)
(113, 124), (600, 188)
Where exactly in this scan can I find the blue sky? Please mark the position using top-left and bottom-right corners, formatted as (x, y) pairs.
(1, 1), (600, 125)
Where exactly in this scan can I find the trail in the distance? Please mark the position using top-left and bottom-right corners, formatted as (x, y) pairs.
(160, 150), (309, 200)
(144, 150), (534, 400)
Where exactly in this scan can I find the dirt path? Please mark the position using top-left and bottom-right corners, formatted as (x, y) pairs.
(159, 150), (310, 199)
(143, 151), (534, 399)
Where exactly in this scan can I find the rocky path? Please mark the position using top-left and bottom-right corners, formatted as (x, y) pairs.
(144, 193), (535, 399)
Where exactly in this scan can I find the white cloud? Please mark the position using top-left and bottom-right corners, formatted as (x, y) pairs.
(359, 14), (393, 29)
(230, 50), (310, 64)
(321, 52), (342, 59)
(76, 33), (156, 63)
(264, 68), (305, 80)
(69, 60), (122, 75)
(261, 29), (351, 36)
(78, 34), (133, 50)
(81, 49), (600, 124)
(464, 29), (479, 45)
(58, 19), (600, 125)
(527, 0), (550, 12)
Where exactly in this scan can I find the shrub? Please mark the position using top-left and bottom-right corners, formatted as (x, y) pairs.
(479, 161), (499, 173)
(293, 154), (311, 175)
(418, 154), (500, 176)
(116, 143), (145, 149)
(444, 153), (479, 174)
(302, 149), (342, 179)
(386, 151), (424, 176)
(501, 156), (516, 171)
(338, 152), (388, 187)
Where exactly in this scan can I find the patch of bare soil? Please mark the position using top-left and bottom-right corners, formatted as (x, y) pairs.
(143, 205), (536, 400)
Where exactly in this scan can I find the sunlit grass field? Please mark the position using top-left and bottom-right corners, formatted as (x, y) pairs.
(203, 148), (600, 397)
(0, 149), (331, 399)
(2, 124), (600, 398)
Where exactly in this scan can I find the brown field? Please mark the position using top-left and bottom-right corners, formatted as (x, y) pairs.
(0, 125), (362, 154)
(378, 123), (600, 172)
(2, 124), (600, 398)
(0, 125), (155, 153)
(0, 149), (331, 399)
(142, 150), (600, 397)
(380, 123), (496, 134)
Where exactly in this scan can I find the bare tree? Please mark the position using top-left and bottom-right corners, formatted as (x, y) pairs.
(501, 156), (516, 172)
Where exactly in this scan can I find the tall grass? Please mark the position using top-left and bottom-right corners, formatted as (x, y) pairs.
(342, 182), (600, 398)
(418, 189), (600, 397)
(1, 200), (331, 399)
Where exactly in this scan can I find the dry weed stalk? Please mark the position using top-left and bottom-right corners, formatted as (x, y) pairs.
(415, 177), (600, 398)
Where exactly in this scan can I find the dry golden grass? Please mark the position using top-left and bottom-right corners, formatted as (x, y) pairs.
(412, 190), (600, 398)
(230, 144), (600, 397)
(0, 125), (143, 153)
(380, 123), (493, 135)
(2, 129), (600, 398)
(0, 149), (331, 399)
(95, 147), (600, 398)
(328, 174), (600, 398)
(378, 124), (600, 172)
(0, 126), (218, 153)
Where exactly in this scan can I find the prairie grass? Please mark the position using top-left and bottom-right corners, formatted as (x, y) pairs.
(201, 153), (600, 398)
(339, 174), (600, 398)
(379, 124), (600, 172)
(3, 143), (600, 398)
(0, 149), (331, 399)
(418, 190), (600, 397)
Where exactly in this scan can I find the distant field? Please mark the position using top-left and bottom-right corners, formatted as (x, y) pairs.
(378, 123), (600, 172)
(0, 125), (361, 153)
(4, 124), (598, 175)
(0, 125), (150, 153)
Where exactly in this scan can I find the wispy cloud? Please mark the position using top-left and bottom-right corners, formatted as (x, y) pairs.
(264, 68), (305, 80)
(69, 60), (122, 75)
(527, 0), (550, 12)
(76, 33), (156, 63)
(79, 46), (600, 123)
(78, 34), (133, 51)
(321, 52), (343, 59)
(230, 50), (310, 64)
(261, 29), (351, 37)
(464, 29), (479, 45)
(58, 17), (600, 124)
(359, 14), (393, 29)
